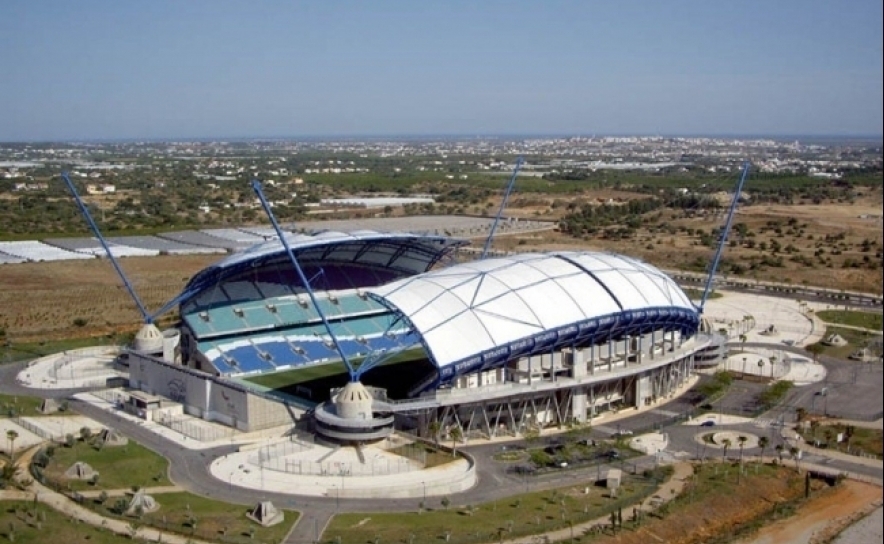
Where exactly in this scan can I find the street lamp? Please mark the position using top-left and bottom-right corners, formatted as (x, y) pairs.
(421, 480), (426, 503)
(742, 357), (747, 376)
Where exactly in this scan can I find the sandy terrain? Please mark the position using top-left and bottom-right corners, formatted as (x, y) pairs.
(735, 480), (883, 544)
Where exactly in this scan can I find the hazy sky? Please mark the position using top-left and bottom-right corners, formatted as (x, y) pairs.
(1, 0), (882, 141)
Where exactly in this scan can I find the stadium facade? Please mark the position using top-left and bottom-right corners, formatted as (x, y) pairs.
(127, 229), (713, 440)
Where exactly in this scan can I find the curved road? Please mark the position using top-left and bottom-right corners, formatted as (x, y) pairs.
(2, 347), (882, 544)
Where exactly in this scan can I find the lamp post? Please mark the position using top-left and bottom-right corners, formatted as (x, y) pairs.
(742, 357), (747, 376)
(757, 359), (764, 379)
(421, 480), (426, 504)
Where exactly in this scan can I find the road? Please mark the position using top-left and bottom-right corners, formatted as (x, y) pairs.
(2, 349), (882, 544)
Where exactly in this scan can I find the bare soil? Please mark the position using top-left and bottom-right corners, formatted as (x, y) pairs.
(1, 197), (880, 342)
(0, 254), (218, 342)
(733, 480), (883, 544)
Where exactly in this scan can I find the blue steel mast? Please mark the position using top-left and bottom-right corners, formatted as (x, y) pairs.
(699, 161), (750, 313)
(61, 171), (152, 323)
(481, 156), (524, 259)
(250, 179), (358, 381)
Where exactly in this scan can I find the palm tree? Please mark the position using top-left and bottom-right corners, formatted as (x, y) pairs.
(844, 425), (855, 453)
(789, 446), (801, 471)
(6, 429), (18, 461)
(737, 435), (747, 463)
(448, 426), (462, 457)
(758, 436), (769, 463)
(722, 438), (731, 461)
(774, 444), (784, 463)
(427, 419), (441, 446)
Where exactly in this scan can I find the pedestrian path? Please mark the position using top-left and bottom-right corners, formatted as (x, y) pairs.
(0, 447), (215, 544)
(495, 462), (694, 544)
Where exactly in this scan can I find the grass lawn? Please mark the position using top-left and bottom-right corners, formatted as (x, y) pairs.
(1, 336), (118, 364)
(810, 325), (882, 359)
(816, 310), (883, 331)
(682, 288), (723, 302)
(0, 394), (47, 418)
(39, 439), (171, 492)
(581, 462), (824, 544)
(321, 467), (670, 544)
(0, 501), (125, 544)
(93, 490), (298, 544)
(796, 423), (883, 458)
(386, 442), (457, 469)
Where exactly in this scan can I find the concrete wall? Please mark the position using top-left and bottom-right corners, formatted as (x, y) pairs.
(128, 352), (298, 432)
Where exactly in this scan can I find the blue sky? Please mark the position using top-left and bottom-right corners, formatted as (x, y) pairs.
(1, 0), (881, 141)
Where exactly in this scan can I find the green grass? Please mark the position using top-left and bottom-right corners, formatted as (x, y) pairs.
(809, 325), (882, 359)
(0, 394), (47, 418)
(816, 310), (883, 331)
(0, 501), (125, 544)
(386, 442), (458, 469)
(321, 467), (670, 544)
(1, 336), (118, 364)
(681, 288), (723, 301)
(796, 423), (883, 458)
(39, 439), (171, 492)
(92, 490), (298, 544)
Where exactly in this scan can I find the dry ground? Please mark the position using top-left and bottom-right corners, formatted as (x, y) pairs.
(0, 197), (881, 343)
(0, 254), (218, 342)
(734, 479), (882, 544)
(584, 466), (880, 544)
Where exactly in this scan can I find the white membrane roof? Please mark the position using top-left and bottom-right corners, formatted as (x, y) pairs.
(368, 251), (696, 369)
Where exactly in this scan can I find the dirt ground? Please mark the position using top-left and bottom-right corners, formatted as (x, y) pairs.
(579, 464), (881, 544)
(0, 254), (218, 342)
(734, 480), (883, 544)
(1, 196), (881, 342)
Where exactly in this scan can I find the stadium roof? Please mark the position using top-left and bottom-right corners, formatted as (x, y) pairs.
(368, 251), (700, 385)
(175, 230), (466, 307)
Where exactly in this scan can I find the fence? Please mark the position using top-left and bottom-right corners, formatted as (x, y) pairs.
(12, 417), (58, 440)
(250, 442), (420, 477)
(154, 413), (235, 442)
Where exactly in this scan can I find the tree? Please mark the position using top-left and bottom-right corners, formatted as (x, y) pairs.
(775, 444), (784, 463)
(722, 438), (731, 461)
(448, 426), (462, 456)
(6, 429), (18, 460)
(789, 446), (801, 471)
(806, 343), (824, 363)
(427, 420), (441, 446)
(758, 436), (770, 463)
(844, 425), (855, 453)
(440, 496), (450, 510)
(79, 427), (92, 444)
(737, 435), (747, 463)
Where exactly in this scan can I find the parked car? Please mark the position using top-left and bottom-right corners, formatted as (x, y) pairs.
(700, 420), (716, 427)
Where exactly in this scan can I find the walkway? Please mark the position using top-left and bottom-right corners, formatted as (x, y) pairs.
(497, 462), (694, 544)
(0, 446), (215, 544)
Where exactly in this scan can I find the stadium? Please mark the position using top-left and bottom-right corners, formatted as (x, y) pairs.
(126, 225), (711, 443)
